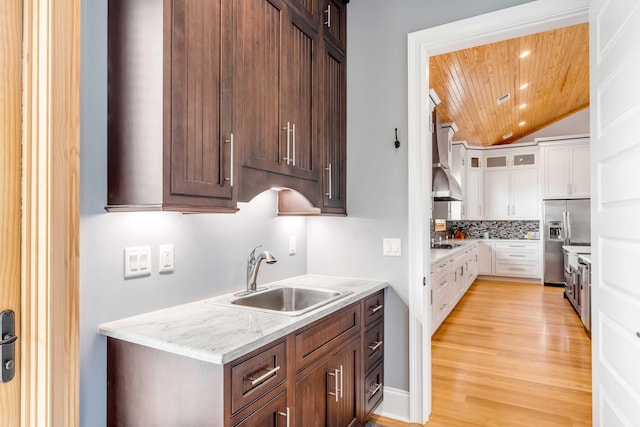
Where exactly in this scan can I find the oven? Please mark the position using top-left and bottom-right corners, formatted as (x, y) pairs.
(578, 257), (591, 336)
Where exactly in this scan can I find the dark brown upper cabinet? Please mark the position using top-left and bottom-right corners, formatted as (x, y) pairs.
(322, 0), (347, 53)
(236, 0), (321, 203)
(107, 0), (238, 212)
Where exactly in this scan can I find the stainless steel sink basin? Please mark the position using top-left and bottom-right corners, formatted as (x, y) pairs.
(231, 287), (351, 316)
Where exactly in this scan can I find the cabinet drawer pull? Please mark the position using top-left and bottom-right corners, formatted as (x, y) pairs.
(328, 367), (340, 402)
(277, 407), (290, 427)
(324, 4), (331, 27)
(369, 304), (383, 313)
(369, 382), (383, 397)
(510, 254), (526, 258)
(368, 341), (383, 351)
(224, 133), (234, 187)
(291, 123), (296, 167)
(325, 163), (332, 199)
(247, 365), (280, 386)
(282, 122), (291, 164)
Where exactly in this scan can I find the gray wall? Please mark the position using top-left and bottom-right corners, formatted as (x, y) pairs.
(307, 0), (535, 392)
(81, 0), (534, 424)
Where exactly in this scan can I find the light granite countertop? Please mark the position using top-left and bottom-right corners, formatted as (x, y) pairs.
(99, 275), (388, 365)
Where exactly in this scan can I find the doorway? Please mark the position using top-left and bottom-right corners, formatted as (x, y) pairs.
(406, 1), (590, 423)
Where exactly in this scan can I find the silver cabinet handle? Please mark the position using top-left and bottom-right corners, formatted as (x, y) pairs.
(369, 304), (383, 313)
(224, 133), (234, 187)
(510, 254), (526, 258)
(328, 368), (339, 402)
(368, 341), (383, 351)
(277, 407), (290, 427)
(324, 4), (331, 27)
(325, 163), (332, 199)
(247, 365), (280, 386)
(292, 123), (296, 166)
(282, 122), (291, 164)
(369, 382), (383, 396)
(339, 365), (343, 398)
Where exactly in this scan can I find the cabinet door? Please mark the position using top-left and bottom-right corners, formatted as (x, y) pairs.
(294, 360), (329, 427)
(483, 170), (510, 219)
(571, 144), (590, 197)
(282, 12), (318, 180)
(477, 241), (493, 275)
(320, 41), (346, 213)
(321, 0), (346, 51)
(328, 339), (359, 427)
(543, 146), (571, 198)
(236, 0), (286, 177)
(168, 0), (234, 201)
(466, 169), (483, 219)
(511, 168), (539, 219)
(233, 391), (288, 427)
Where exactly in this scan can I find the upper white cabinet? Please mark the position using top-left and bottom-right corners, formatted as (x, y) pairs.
(466, 150), (483, 219)
(482, 148), (540, 220)
(540, 138), (590, 199)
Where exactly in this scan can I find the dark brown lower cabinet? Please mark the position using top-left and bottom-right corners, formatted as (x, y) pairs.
(232, 392), (288, 427)
(107, 290), (384, 427)
(294, 337), (359, 427)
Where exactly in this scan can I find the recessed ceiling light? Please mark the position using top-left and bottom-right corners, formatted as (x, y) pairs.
(520, 83), (529, 90)
(497, 92), (511, 105)
(519, 103), (527, 109)
(519, 50), (530, 58)
(519, 121), (526, 126)
(503, 132), (513, 140)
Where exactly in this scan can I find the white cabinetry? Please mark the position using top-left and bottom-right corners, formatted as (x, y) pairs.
(431, 243), (478, 334)
(540, 138), (590, 199)
(493, 241), (541, 278)
(477, 241), (493, 274)
(483, 148), (539, 220)
(466, 150), (483, 220)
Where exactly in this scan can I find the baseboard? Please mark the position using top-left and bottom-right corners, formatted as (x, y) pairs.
(372, 386), (411, 423)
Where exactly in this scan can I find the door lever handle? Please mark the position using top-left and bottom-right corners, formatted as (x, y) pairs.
(0, 334), (18, 346)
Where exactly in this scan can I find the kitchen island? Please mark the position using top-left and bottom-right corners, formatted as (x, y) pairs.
(100, 275), (388, 426)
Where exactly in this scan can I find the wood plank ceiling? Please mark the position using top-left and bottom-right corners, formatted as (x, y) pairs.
(429, 23), (589, 147)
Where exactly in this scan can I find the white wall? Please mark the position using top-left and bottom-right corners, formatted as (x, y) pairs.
(307, 0), (535, 393)
(512, 107), (590, 143)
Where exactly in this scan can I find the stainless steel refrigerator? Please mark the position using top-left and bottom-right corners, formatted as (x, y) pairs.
(543, 199), (591, 285)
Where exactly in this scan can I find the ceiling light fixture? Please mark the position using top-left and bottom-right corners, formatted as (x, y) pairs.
(503, 132), (513, 140)
(497, 92), (511, 105)
(520, 83), (529, 90)
(519, 103), (527, 109)
(519, 121), (526, 126)
(519, 50), (530, 58)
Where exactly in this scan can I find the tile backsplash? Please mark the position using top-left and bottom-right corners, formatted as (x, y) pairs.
(444, 220), (540, 240)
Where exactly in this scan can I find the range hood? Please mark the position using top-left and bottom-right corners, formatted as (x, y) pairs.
(432, 111), (463, 201)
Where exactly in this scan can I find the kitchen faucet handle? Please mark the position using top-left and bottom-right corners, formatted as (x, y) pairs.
(249, 245), (263, 260)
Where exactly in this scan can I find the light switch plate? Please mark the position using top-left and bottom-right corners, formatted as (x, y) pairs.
(383, 238), (402, 257)
(124, 246), (152, 278)
(288, 236), (296, 255)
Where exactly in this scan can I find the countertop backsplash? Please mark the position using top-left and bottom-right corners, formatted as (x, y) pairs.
(445, 220), (540, 240)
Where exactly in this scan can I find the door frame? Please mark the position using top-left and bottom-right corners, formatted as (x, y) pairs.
(21, 0), (80, 425)
(406, 0), (589, 423)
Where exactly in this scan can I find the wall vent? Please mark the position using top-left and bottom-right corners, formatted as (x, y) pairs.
(503, 132), (513, 139)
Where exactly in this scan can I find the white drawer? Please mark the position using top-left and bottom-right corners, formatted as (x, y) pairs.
(494, 261), (539, 278)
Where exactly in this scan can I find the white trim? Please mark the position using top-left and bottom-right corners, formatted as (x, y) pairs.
(373, 387), (411, 423)
(535, 133), (591, 145)
(407, 0), (590, 424)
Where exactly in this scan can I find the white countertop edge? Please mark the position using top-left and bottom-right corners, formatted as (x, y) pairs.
(99, 275), (389, 365)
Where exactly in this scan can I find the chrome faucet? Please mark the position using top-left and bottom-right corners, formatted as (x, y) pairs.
(244, 245), (277, 294)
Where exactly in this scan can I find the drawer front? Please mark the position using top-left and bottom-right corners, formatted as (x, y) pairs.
(494, 261), (539, 278)
(230, 340), (287, 414)
(294, 303), (360, 371)
(232, 391), (287, 427)
(364, 360), (384, 416)
(363, 290), (384, 327)
(494, 242), (539, 259)
(364, 320), (384, 373)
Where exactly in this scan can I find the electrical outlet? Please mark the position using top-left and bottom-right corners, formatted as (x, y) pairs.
(159, 244), (174, 273)
(124, 246), (152, 278)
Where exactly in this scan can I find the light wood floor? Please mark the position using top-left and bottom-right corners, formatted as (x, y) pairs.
(370, 279), (592, 427)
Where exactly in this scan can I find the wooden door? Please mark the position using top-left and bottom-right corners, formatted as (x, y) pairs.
(590, 0), (640, 425)
(328, 339), (359, 427)
(0, 0), (22, 423)
(320, 41), (346, 213)
(168, 0), (235, 202)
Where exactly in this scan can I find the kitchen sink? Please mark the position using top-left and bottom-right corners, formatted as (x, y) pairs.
(230, 286), (351, 316)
